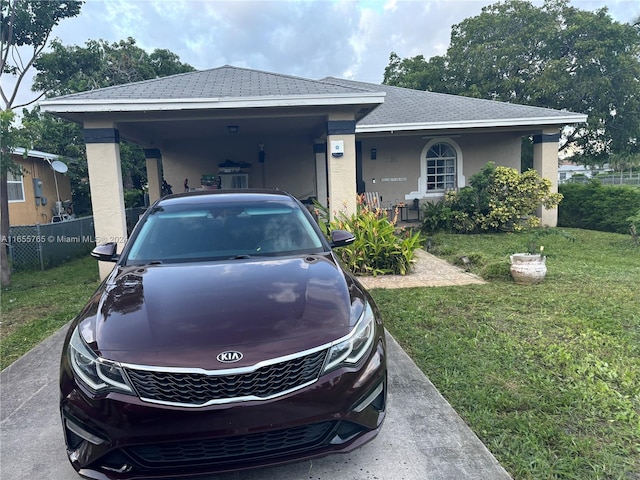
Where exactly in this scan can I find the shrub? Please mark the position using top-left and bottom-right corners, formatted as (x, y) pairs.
(558, 180), (640, 233)
(327, 197), (423, 276)
(425, 162), (562, 234)
(124, 189), (144, 208)
(481, 261), (512, 280)
(420, 200), (455, 233)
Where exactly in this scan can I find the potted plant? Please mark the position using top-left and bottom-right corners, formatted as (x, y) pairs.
(201, 174), (217, 189)
(510, 228), (573, 285)
(510, 247), (547, 285)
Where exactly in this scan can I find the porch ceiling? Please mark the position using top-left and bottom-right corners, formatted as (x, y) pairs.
(113, 111), (330, 146)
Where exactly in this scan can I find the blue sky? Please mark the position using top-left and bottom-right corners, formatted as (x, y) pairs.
(8, 0), (640, 107)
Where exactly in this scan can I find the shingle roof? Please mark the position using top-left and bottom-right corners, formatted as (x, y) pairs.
(41, 65), (586, 130)
(49, 65), (373, 101)
(320, 77), (586, 128)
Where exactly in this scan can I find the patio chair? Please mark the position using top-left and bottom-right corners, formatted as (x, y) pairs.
(363, 192), (382, 209)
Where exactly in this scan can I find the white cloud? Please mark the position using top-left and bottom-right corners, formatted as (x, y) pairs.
(5, 0), (639, 108)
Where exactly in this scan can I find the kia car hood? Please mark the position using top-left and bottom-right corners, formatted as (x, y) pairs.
(80, 254), (364, 368)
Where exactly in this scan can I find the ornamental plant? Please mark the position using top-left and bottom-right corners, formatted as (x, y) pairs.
(525, 227), (574, 255)
(316, 196), (422, 276)
(435, 162), (563, 233)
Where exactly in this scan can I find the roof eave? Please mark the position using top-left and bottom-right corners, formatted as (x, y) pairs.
(39, 92), (386, 114)
(11, 147), (59, 161)
(356, 115), (588, 133)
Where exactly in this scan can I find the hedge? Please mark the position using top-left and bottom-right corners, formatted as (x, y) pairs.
(558, 180), (640, 233)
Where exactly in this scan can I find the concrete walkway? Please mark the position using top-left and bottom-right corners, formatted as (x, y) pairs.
(1, 253), (509, 480)
(358, 248), (486, 289)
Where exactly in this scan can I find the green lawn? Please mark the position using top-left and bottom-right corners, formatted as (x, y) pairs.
(0, 255), (100, 369)
(372, 228), (639, 479)
(1, 229), (638, 479)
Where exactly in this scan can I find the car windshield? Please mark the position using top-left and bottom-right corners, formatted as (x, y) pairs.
(124, 199), (325, 265)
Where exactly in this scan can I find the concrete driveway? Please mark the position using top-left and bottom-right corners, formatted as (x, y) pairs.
(1, 323), (511, 480)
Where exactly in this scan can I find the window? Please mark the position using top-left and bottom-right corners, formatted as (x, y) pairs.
(7, 171), (25, 202)
(219, 173), (248, 189)
(406, 138), (464, 200)
(425, 143), (456, 191)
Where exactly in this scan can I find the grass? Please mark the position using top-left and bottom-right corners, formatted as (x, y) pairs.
(0, 255), (100, 370)
(1, 229), (638, 479)
(371, 228), (640, 479)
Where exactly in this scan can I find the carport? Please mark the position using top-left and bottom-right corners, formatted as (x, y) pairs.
(40, 66), (385, 278)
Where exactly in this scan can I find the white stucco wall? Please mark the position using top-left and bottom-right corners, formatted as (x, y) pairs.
(358, 136), (423, 208)
(458, 132), (522, 176)
(156, 129), (524, 211)
(161, 135), (317, 200)
(359, 131), (522, 207)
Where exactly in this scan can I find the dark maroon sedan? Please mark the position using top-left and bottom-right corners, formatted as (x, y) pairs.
(60, 190), (386, 480)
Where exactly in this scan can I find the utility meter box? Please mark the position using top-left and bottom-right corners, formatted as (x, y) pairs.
(32, 178), (43, 197)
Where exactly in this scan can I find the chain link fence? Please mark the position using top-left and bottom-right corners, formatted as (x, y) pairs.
(564, 173), (640, 186)
(7, 208), (146, 272)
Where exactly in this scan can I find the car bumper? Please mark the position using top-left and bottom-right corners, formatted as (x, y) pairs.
(60, 341), (386, 480)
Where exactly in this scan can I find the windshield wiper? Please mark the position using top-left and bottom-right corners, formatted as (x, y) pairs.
(230, 254), (252, 259)
(128, 260), (163, 266)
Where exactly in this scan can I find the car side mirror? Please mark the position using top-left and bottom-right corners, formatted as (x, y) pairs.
(330, 229), (355, 248)
(90, 242), (119, 262)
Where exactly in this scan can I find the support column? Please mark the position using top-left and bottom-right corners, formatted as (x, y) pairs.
(326, 119), (357, 219)
(533, 129), (561, 227)
(84, 125), (127, 279)
(314, 143), (328, 208)
(144, 148), (162, 204)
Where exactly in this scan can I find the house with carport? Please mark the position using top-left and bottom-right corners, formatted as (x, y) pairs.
(39, 65), (587, 278)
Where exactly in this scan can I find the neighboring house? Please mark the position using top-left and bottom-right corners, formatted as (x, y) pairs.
(40, 66), (587, 278)
(7, 148), (73, 226)
(558, 161), (611, 183)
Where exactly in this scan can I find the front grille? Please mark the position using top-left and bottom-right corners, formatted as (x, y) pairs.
(125, 349), (328, 406)
(125, 421), (337, 466)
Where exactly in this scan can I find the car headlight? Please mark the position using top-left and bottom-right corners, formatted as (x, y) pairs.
(69, 327), (133, 394)
(323, 302), (376, 373)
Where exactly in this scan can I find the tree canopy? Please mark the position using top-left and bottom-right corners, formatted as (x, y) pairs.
(0, 0), (83, 109)
(383, 0), (640, 163)
(1, 0), (83, 286)
(33, 37), (195, 96)
(23, 36), (196, 211)
(1, 1), (195, 286)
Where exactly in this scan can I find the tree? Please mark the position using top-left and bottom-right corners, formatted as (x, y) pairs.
(384, 0), (640, 164)
(1, 0), (83, 109)
(32, 37), (195, 95)
(18, 106), (92, 212)
(0, 110), (23, 285)
(0, 0), (83, 286)
(384, 52), (450, 93)
(27, 37), (195, 211)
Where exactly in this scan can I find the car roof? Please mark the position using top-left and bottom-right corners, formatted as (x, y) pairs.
(156, 189), (296, 207)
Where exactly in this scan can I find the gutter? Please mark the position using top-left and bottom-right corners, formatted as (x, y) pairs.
(356, 115), (589, 133)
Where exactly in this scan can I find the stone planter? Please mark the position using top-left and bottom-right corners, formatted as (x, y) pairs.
(509, 253), (547, 285)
